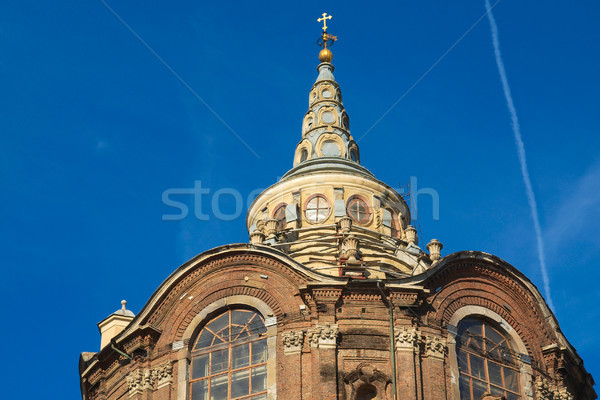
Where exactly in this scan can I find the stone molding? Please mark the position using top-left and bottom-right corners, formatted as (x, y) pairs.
(282, 330), (304, 354)
(343, 363), (392, 400)
(126, 361), (174, 397)
(306, 324), (339, 349)
(394, 326), (421, 352)
(425, 335), (447, 359)
(535, 376), (573, 400)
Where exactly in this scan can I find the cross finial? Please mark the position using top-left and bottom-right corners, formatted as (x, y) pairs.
(317, 12), (332, 32)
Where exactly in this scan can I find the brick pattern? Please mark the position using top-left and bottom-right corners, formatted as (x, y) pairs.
(79, 251), (595, 400)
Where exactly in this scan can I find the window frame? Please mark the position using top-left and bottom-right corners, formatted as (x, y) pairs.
(346, 195), (372, 226)
(179, 296), (277, 400)
(189, 309), (268, 400)
(304, 194), (331, 224)
(456, 318), (521, 400)
(447, 306), (533, 400)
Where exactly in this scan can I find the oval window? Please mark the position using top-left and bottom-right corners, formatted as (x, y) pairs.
(321, 141), (341, 157)
(300, 149), (308, 162)
(321, 111), (335, 124)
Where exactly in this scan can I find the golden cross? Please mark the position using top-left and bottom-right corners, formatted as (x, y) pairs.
(317, 12), (332, 32)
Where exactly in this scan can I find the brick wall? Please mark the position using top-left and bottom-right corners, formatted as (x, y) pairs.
(79, 247), (596, 400)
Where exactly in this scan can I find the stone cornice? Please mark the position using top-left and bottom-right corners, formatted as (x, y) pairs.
(116, 245), (345, 340)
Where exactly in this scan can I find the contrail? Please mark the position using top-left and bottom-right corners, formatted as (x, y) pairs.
(484, 0), (554, 310)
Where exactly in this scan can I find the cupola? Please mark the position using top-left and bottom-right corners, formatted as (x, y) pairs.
(97, 300), (135, 349)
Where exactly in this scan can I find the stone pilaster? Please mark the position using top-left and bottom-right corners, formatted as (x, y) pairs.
(282, 330), (305, 355)
(394, 326), (421, 400)
(307, 324), (339, 349)
(281, 330), (305, 400)
(422, 335), (447, 400)
(535, 376), (574, 400)
(307, 324), (339, 400)
(125, 361), (174, 398)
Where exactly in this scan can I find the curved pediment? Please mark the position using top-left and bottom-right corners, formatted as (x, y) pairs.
(115, 243), (346, 343)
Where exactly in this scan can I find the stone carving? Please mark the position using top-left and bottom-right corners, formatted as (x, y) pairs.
(126, 361), (174, 397)
(249, 230), (265, 245)
(154, 361), (174, 389)
(405, 225), (417, 244)
(425, 335), (447, 359)
(343, 363), (392, 400)
(306, 324), (339, 349)
(426, 239), (443, 261)
(282, 330), (304, 354)
(342, 235), (359, 263)
(394, 326), (421, 351)
(265, 218), (278, 237)
(535, 376), (573, 400)
(126, 369), (145, 396)
(338, 215), (352, 234)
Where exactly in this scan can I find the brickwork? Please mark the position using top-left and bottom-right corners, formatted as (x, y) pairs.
(79, 247), (595, 400)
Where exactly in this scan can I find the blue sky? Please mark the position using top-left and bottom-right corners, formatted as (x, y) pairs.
(1, 1), (599, 397)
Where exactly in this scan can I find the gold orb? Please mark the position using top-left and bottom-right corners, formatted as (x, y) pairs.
(319, 48), (333, 63)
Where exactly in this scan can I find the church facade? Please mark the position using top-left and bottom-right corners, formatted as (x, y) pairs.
(79, 20), (596, 400)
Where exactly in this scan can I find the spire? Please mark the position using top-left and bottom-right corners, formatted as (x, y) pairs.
(292, 13), (360, 167)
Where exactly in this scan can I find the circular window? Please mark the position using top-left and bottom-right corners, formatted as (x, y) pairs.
(321, 111), (335, 124)
(272, 204), (287, 231)
(322, 89), (333, 98)
(305, 195), (331, 223)
(321, 141), (341, 157)
(346, 196), (371, 225)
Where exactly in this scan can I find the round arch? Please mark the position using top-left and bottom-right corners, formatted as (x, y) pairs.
(447, 305), (533, 400)
(177, 295), (277, 400)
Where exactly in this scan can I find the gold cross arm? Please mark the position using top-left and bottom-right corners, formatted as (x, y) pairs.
(317, 12), (332, 31)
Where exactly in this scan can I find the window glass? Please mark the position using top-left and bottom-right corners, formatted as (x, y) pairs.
(305, 195), (331, 223)
(190, 309), (268, 400)
(456, 318), (521, 400)
(346, 196), (371, 225)
(300, 149), (308, 162)
(272, 205), (287, 231)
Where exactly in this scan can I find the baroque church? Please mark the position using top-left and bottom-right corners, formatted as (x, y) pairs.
(79, 15), (596, 400)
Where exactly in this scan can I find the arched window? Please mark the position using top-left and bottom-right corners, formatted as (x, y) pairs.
(456, 318), (520, 400)
(272, 204), (287, 231)
(190, 309), (268, 400)
(300, 149), (308, 162)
